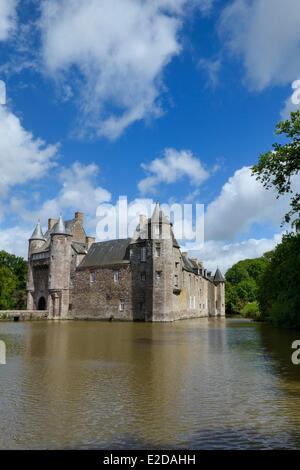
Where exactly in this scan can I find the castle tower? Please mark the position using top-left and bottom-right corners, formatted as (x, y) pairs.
(149, 203), (174, 321)
(214, 268), (225, 316)
(48, 215), (72, 318)
(27, 221), (46, 309)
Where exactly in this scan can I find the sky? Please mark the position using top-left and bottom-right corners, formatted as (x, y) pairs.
(0, 0), (300, 272)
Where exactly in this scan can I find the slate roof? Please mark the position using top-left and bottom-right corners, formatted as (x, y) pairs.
(79, 239), (131, 268)
(52, 215), (69, 235)
(72, 242), (88, 255)
(182, 253), (195, 273)
(214, 268), (225, 283)
(30, 222), (45, 241)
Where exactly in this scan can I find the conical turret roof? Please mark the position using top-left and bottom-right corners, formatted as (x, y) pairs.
(214, 267), (225, 283)
(29, 221), (45, 241)
(150, 202), (170, 224)
(52, 215), (68, 235)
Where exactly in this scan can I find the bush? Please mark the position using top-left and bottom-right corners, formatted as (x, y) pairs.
(241, 301), (261, 321)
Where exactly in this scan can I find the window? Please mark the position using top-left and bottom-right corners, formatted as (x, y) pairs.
(154, 225), (160, 237)
(155, 243), (161, 257)
(113, 270), (120, 283)
(174, 274), (179, 287)
(141, 272), (146, 281)
(141, 246), (146, 262)
(90, 271), (96, 283)
(119, 301), (125, 312)
(175, 262), (179, 269)
(155, 271), (162, 280)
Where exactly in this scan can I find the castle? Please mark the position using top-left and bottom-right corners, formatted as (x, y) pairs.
(27, 204), (225, 321)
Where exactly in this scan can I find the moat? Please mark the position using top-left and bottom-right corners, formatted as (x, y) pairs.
(0, 318), (300, 449)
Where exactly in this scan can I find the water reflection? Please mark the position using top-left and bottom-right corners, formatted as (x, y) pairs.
(0, 319), (299, 449)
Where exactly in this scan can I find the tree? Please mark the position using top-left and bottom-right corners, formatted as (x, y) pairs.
(0, 266), (18, 310)
(252, 110), (300, 229)
(258, 233), (300, 328)
(0, 251), (27, 309)
(225, 257), (269, 316)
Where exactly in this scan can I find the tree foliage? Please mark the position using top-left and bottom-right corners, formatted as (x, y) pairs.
(225, 257), (269, 316)
(258, 233), (300, 328)
(0, 251), (27, 309)
(252, 110), (300, 229)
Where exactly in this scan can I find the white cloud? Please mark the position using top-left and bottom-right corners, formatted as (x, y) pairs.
(39, 0), (211, 139)
(12, 162), (112, 224)
(0, 225), (30, 258)
(189, 233), (282, 274)
(0, 104), (58, 196)
(4, 162), (112, 254)
(0, 80), (6, 104)
(138, 148), (210, 194)
(204, 166), (297, 241)
(281, 79), (300, 118)
(45, 162), (111, 215)
(220, 0), (300, 90)
(0, 0), (17, 41)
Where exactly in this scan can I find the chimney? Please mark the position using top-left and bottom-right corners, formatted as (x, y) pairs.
(48, 218), (58, 230)
(75, 212), (84, 222)
(139, 214), (147, 226)
(86, 236), (95, 250)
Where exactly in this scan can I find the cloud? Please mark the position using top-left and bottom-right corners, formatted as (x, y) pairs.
(0, 224), (30, 258)
(0, 104), (58, 196)
(43, 162), (111, 216)
(138, 148), (210, 194)
(281, 79), (300, 118)
(189, 233), (282, 273)
(219, 0), (300, 90)
(39, 0), (211, 139)
(198, 57), (221, 88)
(0, 0), (18, 41)
(11, 162), (112, 225)
(204, 166), (298, 242)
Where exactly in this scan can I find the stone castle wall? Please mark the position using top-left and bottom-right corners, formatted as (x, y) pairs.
(71, 264), (133, 320)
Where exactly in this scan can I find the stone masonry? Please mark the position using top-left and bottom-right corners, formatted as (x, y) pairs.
(27, 204), (225, 321)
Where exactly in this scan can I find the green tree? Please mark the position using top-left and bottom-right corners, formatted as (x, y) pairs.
(0, 251), (27, 309)
(225, 258), (269, 316)
(258, 233), (300, 328)
(252, 110), (300, 229)
(0, 266), (18, 310)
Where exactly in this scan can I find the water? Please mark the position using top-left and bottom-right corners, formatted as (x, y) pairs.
(0, 318), (299, 449)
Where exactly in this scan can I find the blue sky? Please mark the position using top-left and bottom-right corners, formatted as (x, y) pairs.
(0, 0), (299, 271)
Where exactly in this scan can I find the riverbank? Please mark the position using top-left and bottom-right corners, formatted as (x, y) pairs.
(0, 310), (48, 321)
